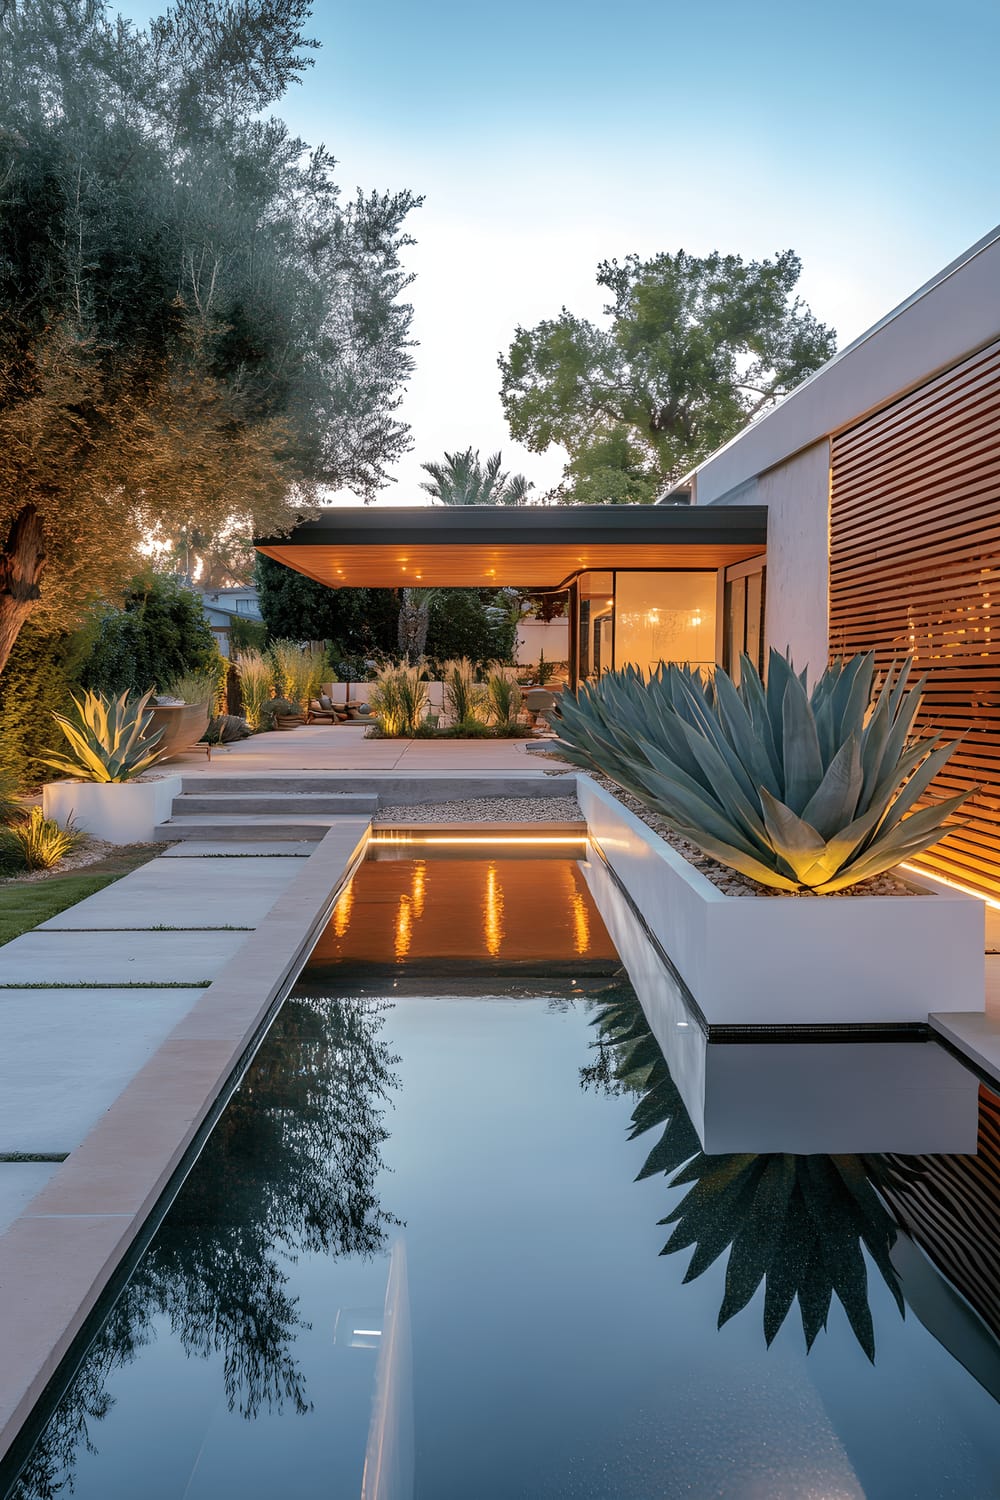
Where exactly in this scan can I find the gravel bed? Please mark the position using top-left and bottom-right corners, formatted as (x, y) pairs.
(374, 796), (582, 824)
(0, 835), (167, 885)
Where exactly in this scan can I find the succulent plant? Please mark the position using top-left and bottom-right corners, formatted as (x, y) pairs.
(553, 650), (969, 892)
(42, 688), (164, 783)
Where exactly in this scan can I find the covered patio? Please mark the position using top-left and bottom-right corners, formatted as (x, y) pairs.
(257, 504), (768, 686)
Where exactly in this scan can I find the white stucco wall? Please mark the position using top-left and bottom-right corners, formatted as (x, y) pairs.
(709, 443), (830, 683)
(515, 619), (569, 667)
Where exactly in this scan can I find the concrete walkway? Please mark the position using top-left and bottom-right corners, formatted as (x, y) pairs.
(175, 722), (556, 773)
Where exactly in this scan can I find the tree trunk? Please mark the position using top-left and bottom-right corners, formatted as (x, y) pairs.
(0, 505), (46, 677)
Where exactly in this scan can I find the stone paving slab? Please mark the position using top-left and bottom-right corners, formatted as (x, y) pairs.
(0, 989), (206, 1154)
(0, 930), (249, 986)
(37, 858), (301, 930)
(160, 842), (315, 857)
(0, 1165), (60, 1238)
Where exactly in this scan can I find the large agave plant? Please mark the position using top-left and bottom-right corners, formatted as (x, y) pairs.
(553, 651), (969, 893)
(43, 688), (165, 783)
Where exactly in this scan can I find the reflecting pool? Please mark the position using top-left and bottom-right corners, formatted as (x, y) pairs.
(5, 854), (1000, 1499)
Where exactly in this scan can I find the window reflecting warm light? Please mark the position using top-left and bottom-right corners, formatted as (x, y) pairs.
(569, 887), (590, 955)
(394, 894), (413, 960)
(412, 859), (427, 919)
(483, 863), (505, 956)
(332, 878), (355, 938)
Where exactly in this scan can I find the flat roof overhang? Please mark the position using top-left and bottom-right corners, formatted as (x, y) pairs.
(256, 505), (768, 590)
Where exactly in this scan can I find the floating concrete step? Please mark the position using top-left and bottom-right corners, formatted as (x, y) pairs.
(154, 816), (338, 842)
(179, 773), (576, 802)
(173, 792), (378, 816)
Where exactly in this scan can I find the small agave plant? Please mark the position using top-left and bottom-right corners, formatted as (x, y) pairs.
(552, 650), (969, 893)
(43, 688), (165, 783)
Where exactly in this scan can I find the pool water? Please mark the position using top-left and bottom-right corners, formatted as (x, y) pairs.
(5, 854), (1000, 1499)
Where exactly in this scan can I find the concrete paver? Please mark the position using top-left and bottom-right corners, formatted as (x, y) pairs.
(38, 858), (301, 929)
(0, 929), (249, 985)
(0, 989), (206, 1154)
(0, 1165), (59, 1237)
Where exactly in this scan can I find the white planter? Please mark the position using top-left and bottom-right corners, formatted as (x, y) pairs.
(582, 851), (978, 1153)
(43, 776), (182, 844)
(576, 775), (985, 1028)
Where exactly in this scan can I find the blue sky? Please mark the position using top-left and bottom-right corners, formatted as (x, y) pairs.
(125, 0), (1000, 500)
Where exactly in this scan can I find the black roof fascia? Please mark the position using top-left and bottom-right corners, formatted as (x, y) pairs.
(257, 504), (767, 549)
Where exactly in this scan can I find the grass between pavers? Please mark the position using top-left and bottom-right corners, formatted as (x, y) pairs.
(0, 845), (164, 947)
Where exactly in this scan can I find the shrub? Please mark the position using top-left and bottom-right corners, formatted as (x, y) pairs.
(484, 664), (523, 730)
(259, 697), (300, 729)
(81, 574), (219, 698)
(552, 650), (969, 893)
(42, 688), (165, 783)
(369, 662), (427, 737)
(204, 714), (252, 744)
(0, 807), (85, 872)
(270, 639), (327, 713)
(235, 650), (276, 731)
(0, 622), (97, 790)
(160, 670), (220, 708)
(442, 658), (485, 726)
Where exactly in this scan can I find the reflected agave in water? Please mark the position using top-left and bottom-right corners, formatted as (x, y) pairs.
(589, 986), (908, 1360)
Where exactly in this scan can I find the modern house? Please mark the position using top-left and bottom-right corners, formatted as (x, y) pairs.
(257, 224), (1000, 899)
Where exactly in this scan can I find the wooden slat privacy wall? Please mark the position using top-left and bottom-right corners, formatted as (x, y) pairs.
(830, 339), (1000, 897)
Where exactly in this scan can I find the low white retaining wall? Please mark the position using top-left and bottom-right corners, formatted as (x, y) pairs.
(44, 776), (183, 844)
(576, 775), (985, 1027)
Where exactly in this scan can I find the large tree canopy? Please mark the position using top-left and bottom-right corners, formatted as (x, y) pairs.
(0, 0), (420, 673)
(499, 249), (836, 504)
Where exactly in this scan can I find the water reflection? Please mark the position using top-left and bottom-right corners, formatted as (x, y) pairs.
(10, 997), (399, 1500)
(586, 983), (909, 1361)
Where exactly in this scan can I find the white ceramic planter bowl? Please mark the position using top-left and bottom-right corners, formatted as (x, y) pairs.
(43, 776), (182, 845)
(576, 775), (985, 1028)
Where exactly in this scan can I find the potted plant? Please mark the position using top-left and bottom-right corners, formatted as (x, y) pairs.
(41, 688), (182, 843)
(555, 651), (985, 1026)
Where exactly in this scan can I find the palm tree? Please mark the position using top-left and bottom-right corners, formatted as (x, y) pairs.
(419, 448), (533, 506)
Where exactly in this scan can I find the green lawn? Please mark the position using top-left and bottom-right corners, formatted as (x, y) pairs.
(0, 846), (163, 946)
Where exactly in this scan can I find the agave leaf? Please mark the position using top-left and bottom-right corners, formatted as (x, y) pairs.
(626, 760), (768, 862)
(758, 789), (828, 883)
(782, 671), (825, 813)
(639, 730), (771, 850)
(875, 741), (963, 840)
(800, 734), (864, 840)
(712, 669), (781, 799)
(718, 1156), (797, 1327)
(737, 656), (783, 783)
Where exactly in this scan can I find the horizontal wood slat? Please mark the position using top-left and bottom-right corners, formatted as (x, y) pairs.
(831, 340), (1000, 898)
